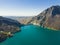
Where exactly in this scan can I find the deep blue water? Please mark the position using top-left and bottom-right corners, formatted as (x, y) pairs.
(0, 25), (60, 45)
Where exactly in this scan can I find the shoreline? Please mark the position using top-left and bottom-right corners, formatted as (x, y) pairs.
(31, 23), (59, 31)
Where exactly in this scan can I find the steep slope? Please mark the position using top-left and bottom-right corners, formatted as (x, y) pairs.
(30, 5), (60, 30)
(0, 16), (21, 42)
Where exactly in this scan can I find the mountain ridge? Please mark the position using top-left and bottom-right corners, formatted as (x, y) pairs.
(29, 5), (60, 30)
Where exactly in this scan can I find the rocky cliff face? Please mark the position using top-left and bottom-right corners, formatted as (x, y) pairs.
(30, 5), (60, 30)
(0, 16), (21, 42)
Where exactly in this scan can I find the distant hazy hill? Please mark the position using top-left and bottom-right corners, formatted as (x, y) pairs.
(6, 16), (33, 25)
(29, 5), (60, 30)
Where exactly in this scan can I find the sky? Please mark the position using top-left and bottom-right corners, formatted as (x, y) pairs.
(0, 0), (60, 16)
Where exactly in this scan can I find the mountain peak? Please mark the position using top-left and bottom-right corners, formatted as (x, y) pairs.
(40, 5), (60, 17)
(51, 5), (60, 8)
(51, 5), (60, 17)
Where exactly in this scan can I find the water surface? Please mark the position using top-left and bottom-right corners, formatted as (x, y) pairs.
(0, 25), (60, 45)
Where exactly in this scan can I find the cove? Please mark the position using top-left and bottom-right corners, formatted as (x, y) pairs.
(0, 25), (60, 45)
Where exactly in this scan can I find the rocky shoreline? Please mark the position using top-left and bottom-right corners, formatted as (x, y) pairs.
(30, 21), (59, 31)
(0, 28), (21, 42)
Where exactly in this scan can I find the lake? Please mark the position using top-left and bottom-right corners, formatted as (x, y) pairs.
(0, 25), (60, 45)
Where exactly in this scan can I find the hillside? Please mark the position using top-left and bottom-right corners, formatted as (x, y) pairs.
(0, 16), (21, 42)
(29, 5), (60, 30)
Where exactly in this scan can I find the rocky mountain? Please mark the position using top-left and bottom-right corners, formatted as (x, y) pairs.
(29, 5), (60, 30)
(0, 16), (21, 42)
